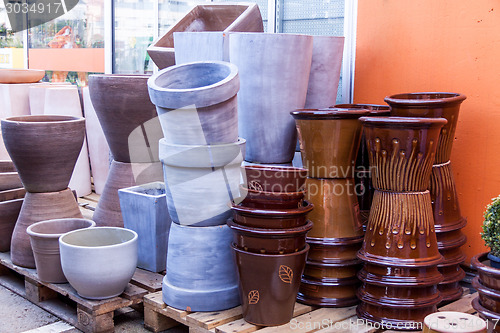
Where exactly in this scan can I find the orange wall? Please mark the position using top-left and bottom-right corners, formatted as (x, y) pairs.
(354, 0), (500, 264)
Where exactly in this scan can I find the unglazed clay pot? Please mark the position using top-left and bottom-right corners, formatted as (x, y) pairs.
(0, 160), (16, 172)
(148, 61), (240, 145)
(242, 165), (307, 193)
(230, 33), (313, 164)
(292, 109), (369, 178)
(472, 298), (500, 333)
(0, 198), (23, 252)
(159, 138), (245, 227)
(89, 74), (162, 163)
(240, 186), (305, 210)
(27, 218), (95, 283)
(298, 276), (360, 307)
(163, 223), (240, 311)
(174, 32), (230, 64)
(231, 201), (313, 229)
(232, 244), (308, 326)
(0, 69), (45, 83)
(59, 227), (138, 300)
(227, 219), (312, 254)
(0, 172), (22, 191)
(471, 253), (500, 290)
(0, 188), (25, 202)
(423, 311), (487, 333)
(1, 115), (85, 193)
(11, 188), (83, 268)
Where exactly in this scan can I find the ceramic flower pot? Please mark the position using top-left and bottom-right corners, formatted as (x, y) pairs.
(230, 33), (314, 164)
(93, 160), (163, 228)
(292, 109), (369, 178)
(239, 186), (305, 210)
(28, 83), (71, 115)
(471, 253), (500, 290)
(306, 237), (363, 263)
(0, 188), (25, 202)
(436, 229), (467, 303)
(89, 74), (162, 163)
(148, 61), (239, 145)
(242, 165), (308, 193)
(303, 259), (361, 280)
(173, 32), (230, 64)
(232, 244), (308, 326)
(118, 181), (171, 273)
(472, 297), (500, 333)
(0, 160), (16, 172)
(473, 277), (500, 314)
(159, 138), (245, 227)
(231, 201), (313, 229)
(227, 219), (312, 254)
(11, 188), (83, 268)
(59, 227), (138, 300)
(0, 69), (45, 83)
(27, 218), (95, 283)
(0, 198), (23, 252)
(1, 115), (85, 193)
(298, 276), (360, 308)
(163, 223), (240, 311)
(423, 311), (487, 333)
(0, 171), (22, 191)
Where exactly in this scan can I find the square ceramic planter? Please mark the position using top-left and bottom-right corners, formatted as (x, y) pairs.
(118, 181), (171, 272)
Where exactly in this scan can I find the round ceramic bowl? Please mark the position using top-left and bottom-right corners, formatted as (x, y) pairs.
(471, 252), (500, 290)
(59, 227), (138, 299)
(239, 186), (305, 209)
(227, 219), (312, 254)
(231, 200), (313, 229)
(0, 69), (45, 83)
(242, 165), (308, 193)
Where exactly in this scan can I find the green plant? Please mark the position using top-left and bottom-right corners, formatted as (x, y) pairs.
(482, 195), (500, 257)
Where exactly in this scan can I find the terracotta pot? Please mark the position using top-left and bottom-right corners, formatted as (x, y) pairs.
(385, 92), (466, 164)
(242, 165), (307, 193)
(148, 61), (239, 145)
(231, 201), (313, 229)
(471, 252), (500, 290)
(292, 109), (369, 178)
(360, 116), (447, 192)
(27, 218), (95, 283)
(306, 237), (363, 263)
(28, 83), (72, 115)
(163, 223), (239, 311)
(1, 115), (85, 193)
(0, 198), (23, 252)
(298, 276), (360, 307)
(240, 186), (305, 209)
(0, 160), (16, 172)
(160, 138), (245, 227)
(232, 244), (308, 326)
(228, 219), (312, 254)
(230, 33), (313, 164)
(303, 259), (361, 280)
(472, 297), (500, 333)
(89, 74), (162, 163)
(0, 188), (25, 202)
(11, 188), (83, 268)
(0, 172), (22, 191)
(423, 311), (487, 333)
(59, 227), (138, 300)
(0, 69), (45, 83)
(93, 160), (163, 228)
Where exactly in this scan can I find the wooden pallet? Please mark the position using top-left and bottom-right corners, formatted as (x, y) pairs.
(143, 287), (480, 333)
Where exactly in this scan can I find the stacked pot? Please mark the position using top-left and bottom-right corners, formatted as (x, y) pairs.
(291, 108), (369, 307)
(148, 61), (243, 312)
(230, 165), (312, 326)
(471, 253), (500, 332)
(0, 161), (24, 253)
(385, 93), (467, 303)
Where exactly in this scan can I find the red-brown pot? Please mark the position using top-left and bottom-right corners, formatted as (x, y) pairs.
(0, 198), (23, 252)
(240, 186), (305, 209)
(471, 252), (500, 290)
(231, 201), (313, 229)
(473, 277), (500, 315)
(297, 276), (360, 307)
(306, 236), (363, 263)
(472, 297), (500, 333)
(303, 258), (361, 280)
(242, 165), (307, 193)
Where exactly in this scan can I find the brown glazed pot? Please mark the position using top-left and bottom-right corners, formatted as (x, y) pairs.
(0, 188), (25, 202)
(359, 264), (443, 287)
(1, 115), (85, 193)
(303, 259), (361, 280)
(436, 229), (467, 250)
(232, 244), (308, 326)
(240, 186), (305, 209)
(354, 170), (373, 226)
(0, 172), (22, 191)
(89, 74), (162, 163)
(385, 92), (466, 164)
(0, 198), (23, 252)
(298, 276), (360, 307)
(231, 201), (313, 229)
(242, 165), (307, 193)
(473, 277), (500, 314)
(360, 116), (447, 192)
(306, 237), (363, 263)
(11, 188), (82, 268)
(291, 109), (369, 178)
(472, 297), (500, 333)
(26, 218), (95, 283)
(471, 252), (500, 290)
(227, 219), (312, 254)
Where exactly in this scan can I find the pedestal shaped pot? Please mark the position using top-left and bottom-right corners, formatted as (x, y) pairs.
(162, 223), (240, 311)
(148, 61), (239, 145)
(27, 218), (95, 283)
(0, 198), (23, 252)
(231, 201), (313, 229)
(230, 33), (314, 164)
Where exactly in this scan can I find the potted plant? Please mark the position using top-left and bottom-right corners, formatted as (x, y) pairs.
(481, 195), (500, 268)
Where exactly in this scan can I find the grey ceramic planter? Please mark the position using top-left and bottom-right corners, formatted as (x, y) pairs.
(162, 223), (240, 311)
(118, 181), (171, 273)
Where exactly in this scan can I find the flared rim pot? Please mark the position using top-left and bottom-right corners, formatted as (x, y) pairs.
(359, 116), (448, 129)
(291, 108), (371, 120)
(471, 252), (500, 290)
(473, 276), (500, 313)
(239, 186), (305, 209)
(334, 104), (391, 115)
(384, 92), (466, 108)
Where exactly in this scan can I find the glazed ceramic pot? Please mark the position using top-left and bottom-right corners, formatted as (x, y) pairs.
(11, 188), (83, 268)
(423, 311), (487, 333)
(0, 188), (25, 202)
(163, 223), (240, 311)
(471, 253), (500, 290)
(474, 277), (500, 314)
(1, 115), (85, 193)
(230, 33), (313, 164)
(437, 229), (467, 303)
(0, 198), (23, 252)
(0, 172), (22, 191)
(159, 138), (245, 227)
(0, 69), (45, 83)
(303, 259), (361, 280)
(242, 165), (307, 193)
(227, 219), (312, 254)
(354, 170), (373, 225)
(89, 74), (162, 163)
(304, 36), (344, 109)
(27, 218), (95, 283)
(306, 237), (363, 263)
(231, 201), (313, 229)
(148, 61), (239, 145)
(93, 160), (163, 228)
(118, 181), (171, 273)
(233, 244), (308, 326)
(292, 109), (369, 178)
(59, 227), (138, 300)
(298, 276), (359, 307)
(472, 297), (500, 333)
(240, 186), (305, 209)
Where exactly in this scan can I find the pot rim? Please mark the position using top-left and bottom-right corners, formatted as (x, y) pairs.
(301, 275), (359, 286)
(0, 197), (23, 206)
(27, 218), (96, 239)
(227, 218), (313, 236)
(384, 92), (466, 106)
(291, 108), (370, 120)
(471, 252), (497, 273)
(231, 200), (313, 217)
(334, 103), (391, 115)
(229, 32), (313, 39)
(241, 185), (305, 197)
(159, 137), (246, 150)
(2, 115), (84, 125)
(59, 227), (137, 249)
(472, 297), (500, 320)
(242, 164), (308, 175)
(231, 243), (309, 257)
(473, 276), (500, 301)
(359, 116), (447, 128)
(89, 74), (151, 80)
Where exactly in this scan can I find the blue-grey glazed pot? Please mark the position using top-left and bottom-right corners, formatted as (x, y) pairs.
(162, 223), (240, 311)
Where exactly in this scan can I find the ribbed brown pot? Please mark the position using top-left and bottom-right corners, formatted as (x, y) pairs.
(472, 297), (500, 333)
(231, 201), (313, 229)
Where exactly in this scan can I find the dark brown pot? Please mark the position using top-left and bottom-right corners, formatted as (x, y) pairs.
(0, 172), (22, 191)
(306, 237), (363, 263)
(438, 281), (465, 304)
(472, 297), (500, 333)
(10, 188), (82, 268)
(240, 186), (305, 210)
(0, 198), (23, 252)
(303, 259), (361, 280)
(0, 188), (25, 202)
(436, 229), (467, 250)
(242, 165), (307, 193)
(1, 115), (85, 193)
(297, 276), (360, 307)
(232, 244), (308, 326)
(359, 264), (443, 287)
(0, 160), (16, 172)
(474, 277), (500, 314)
(231, 201), (313, 229)
(89, 74), (162, 163)
(227, 219), (312, 254)
(471, 252), (500, 290)
(354, 170), (373, 225)
(358, 282), (441, 308)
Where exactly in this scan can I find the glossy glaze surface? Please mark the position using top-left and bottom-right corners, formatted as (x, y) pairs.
(242, 165), (307, 193)
(231, 201), (313, 229)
